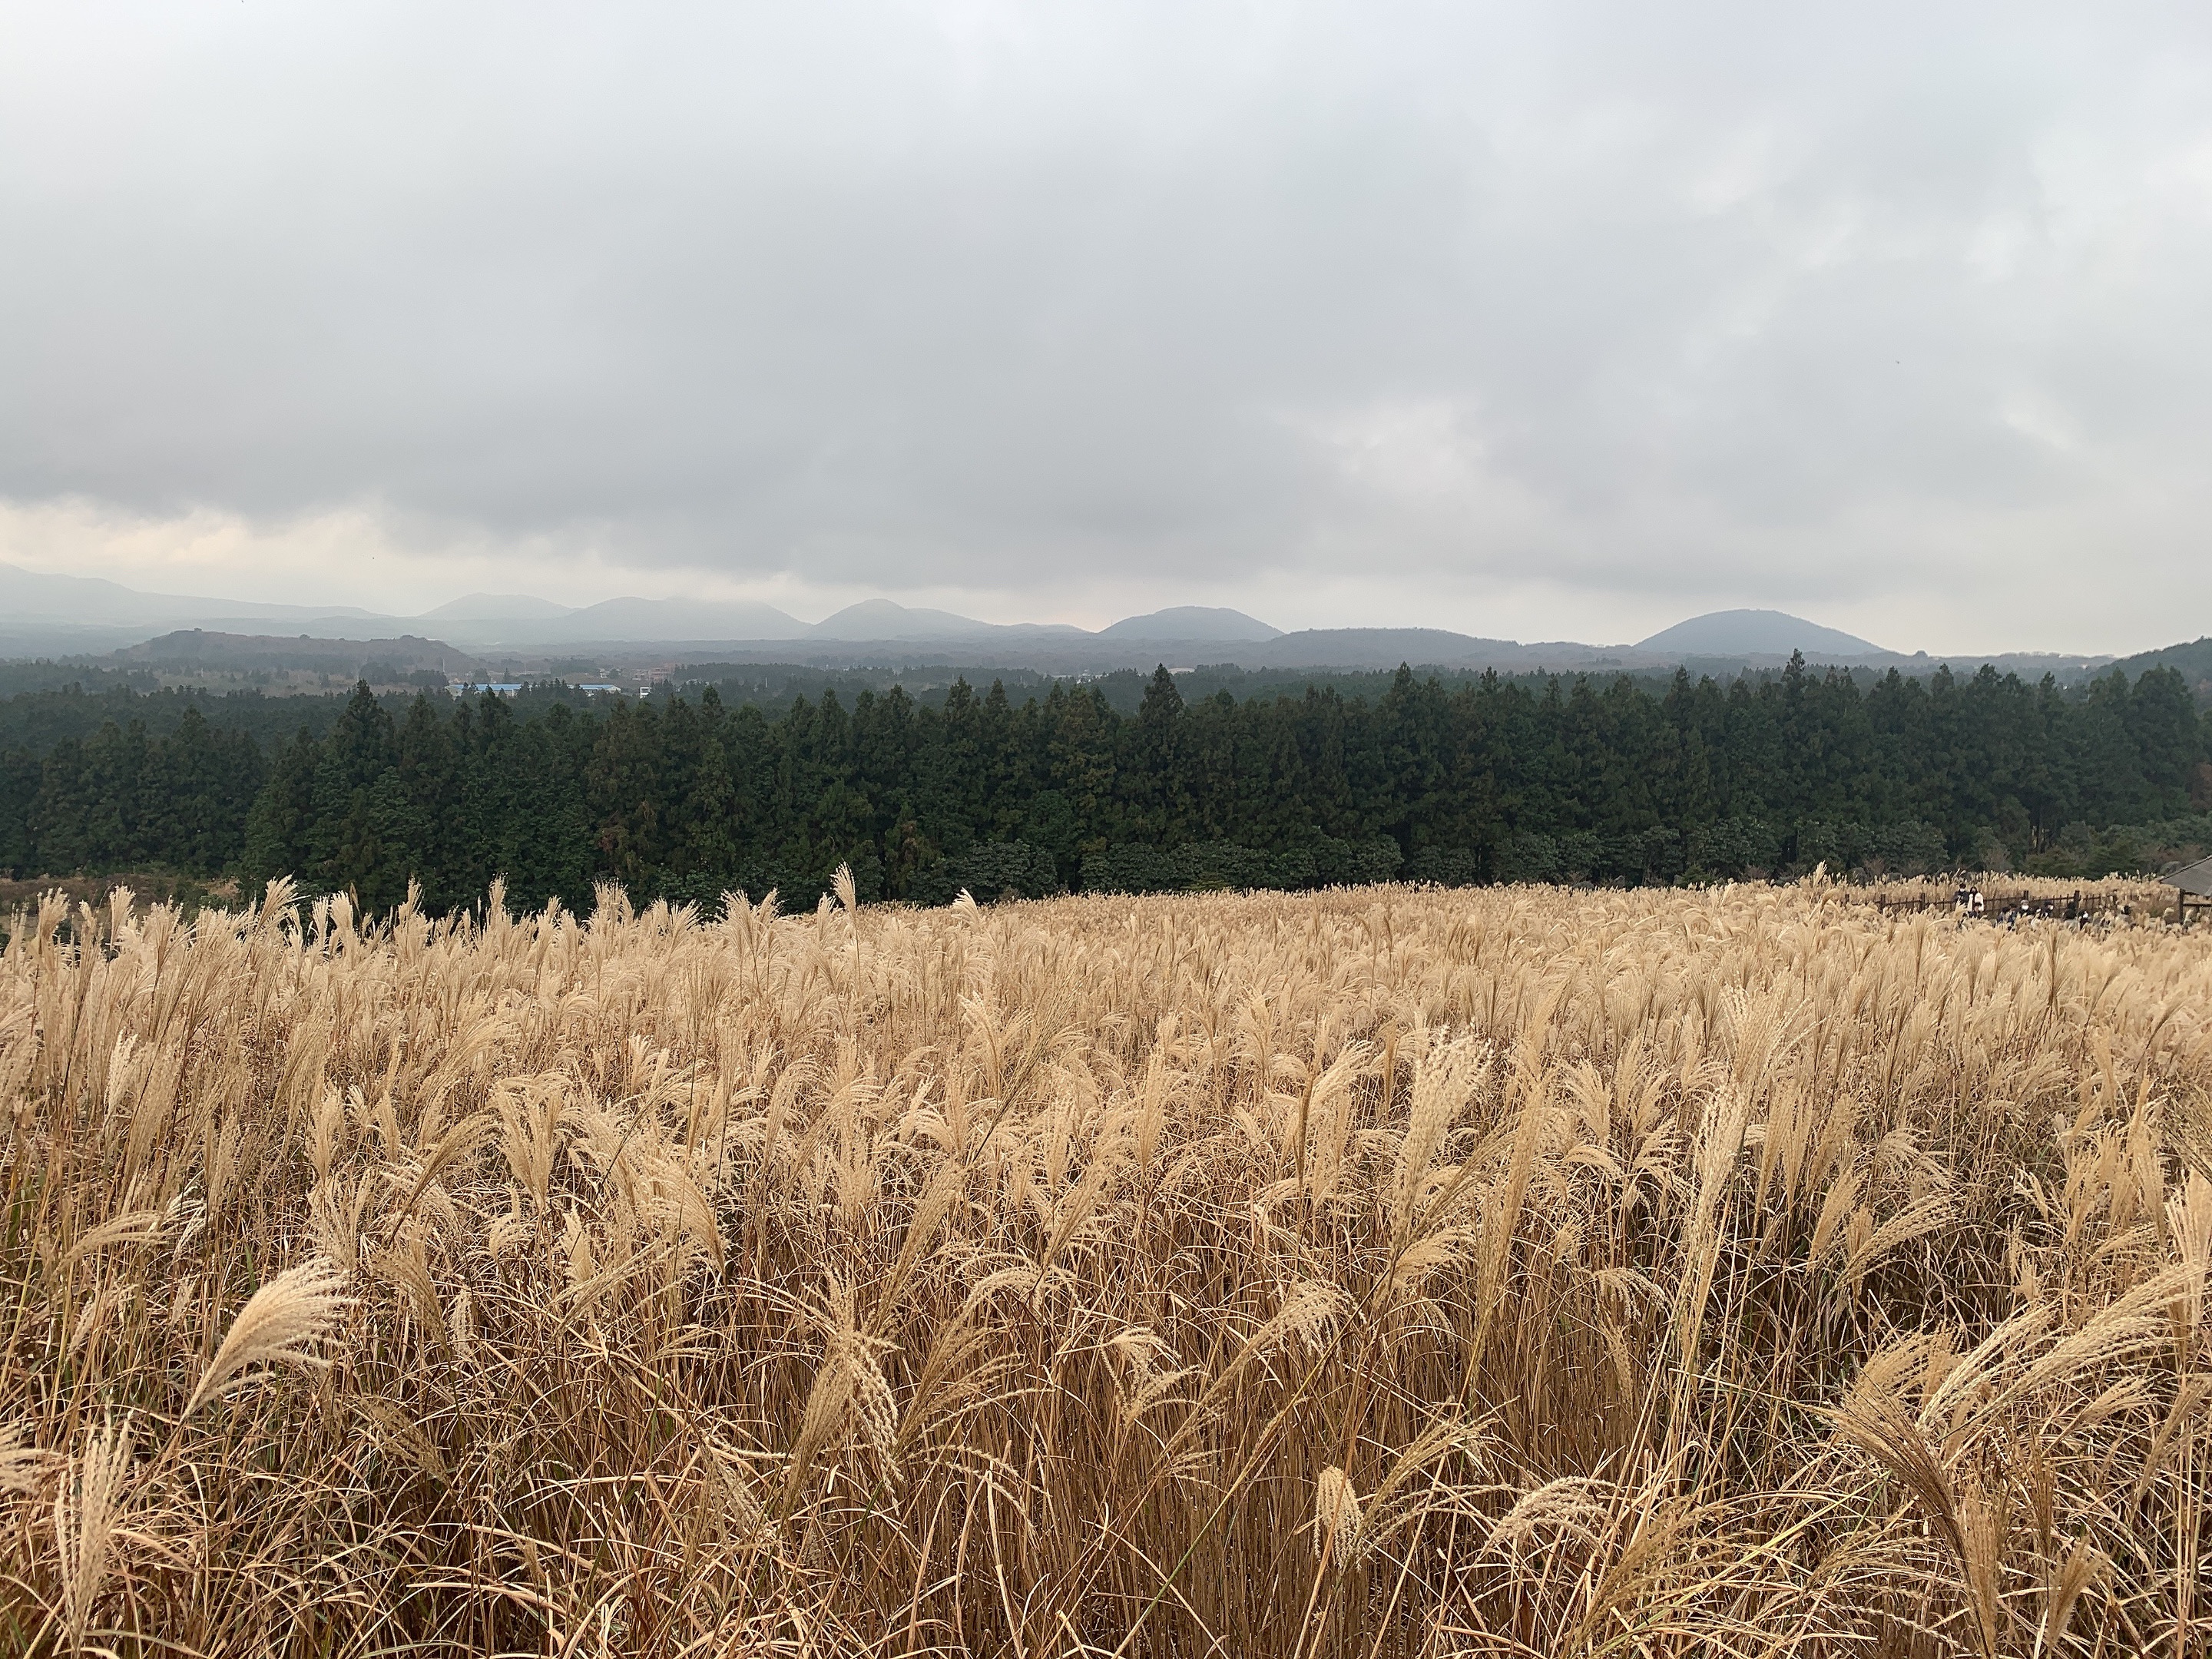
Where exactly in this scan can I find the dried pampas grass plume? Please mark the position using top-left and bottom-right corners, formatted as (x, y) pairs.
(0, 1422), (52, 1497)
(182, 1257), (351, 1419)
(54, 1416), (133, 1651)
(1313, 1465), (1363, 1561)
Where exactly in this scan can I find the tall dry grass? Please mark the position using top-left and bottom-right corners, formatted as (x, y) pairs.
(2, 874), (2209, 1655)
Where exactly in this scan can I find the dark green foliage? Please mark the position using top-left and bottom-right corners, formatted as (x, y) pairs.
(0, 662), (161, 697)
(2015, 813), (2212, 880)
(2108, 634), (2212, 704)
(1405, 846), (1485, 887)
(0, 683), (379, 756)
(2, 657), (2208, 908)
(242, 728), (319, 887)
(11, 707), (265, 877)
(922, 840), (1064, 905)
(1082, 836), (1402, 895)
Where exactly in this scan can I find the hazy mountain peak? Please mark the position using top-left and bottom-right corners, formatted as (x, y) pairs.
(1637, 609), (1884, 658)
(559, 596), (810, 640)
(1098, 606), (1281, 641)
(810, 599), (988, 640)
(417, 592), (575, 621)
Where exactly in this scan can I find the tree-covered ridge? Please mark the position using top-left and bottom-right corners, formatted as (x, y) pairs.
(2, 657), (2207, 912)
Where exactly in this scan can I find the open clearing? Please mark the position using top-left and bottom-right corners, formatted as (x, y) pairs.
(4, 877), (2209, 1655)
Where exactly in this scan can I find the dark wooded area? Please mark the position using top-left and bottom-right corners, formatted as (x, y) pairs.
(3, 656), (2207, 913)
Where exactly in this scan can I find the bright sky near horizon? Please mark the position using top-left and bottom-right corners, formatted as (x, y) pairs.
(5, 3), (2212, 654)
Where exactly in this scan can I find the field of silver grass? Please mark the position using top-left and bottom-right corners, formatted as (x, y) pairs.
(3, 873), (2209, 1656)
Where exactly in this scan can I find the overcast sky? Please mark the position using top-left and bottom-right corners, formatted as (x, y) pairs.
(5, 3), (2211, 652)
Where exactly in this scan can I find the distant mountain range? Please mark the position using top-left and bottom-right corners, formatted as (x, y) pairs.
(0, 560), (2131, 682)
(0, 561), (380, 633)
(0, 565), (1306, 655)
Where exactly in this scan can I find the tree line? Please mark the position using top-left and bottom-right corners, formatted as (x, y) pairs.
(2, 657), (2208, 914)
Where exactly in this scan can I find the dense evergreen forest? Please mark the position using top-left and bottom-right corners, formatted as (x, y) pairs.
(2, 657), (2208, 914)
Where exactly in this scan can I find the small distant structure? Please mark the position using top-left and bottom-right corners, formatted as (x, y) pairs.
(451, 677), (632, 696)
(2166, 855), (2212, 927)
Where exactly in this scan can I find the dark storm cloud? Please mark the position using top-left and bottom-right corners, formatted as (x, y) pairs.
(4, 3), (2211, 646)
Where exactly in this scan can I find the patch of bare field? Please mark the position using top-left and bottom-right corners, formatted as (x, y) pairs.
(2, 877), (2209, 1656)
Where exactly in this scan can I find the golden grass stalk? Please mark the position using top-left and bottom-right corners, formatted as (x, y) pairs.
(52, 1417), (132, 1652)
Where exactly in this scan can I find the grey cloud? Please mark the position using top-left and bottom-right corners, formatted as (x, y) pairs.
(4, 3), (2212, 646)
